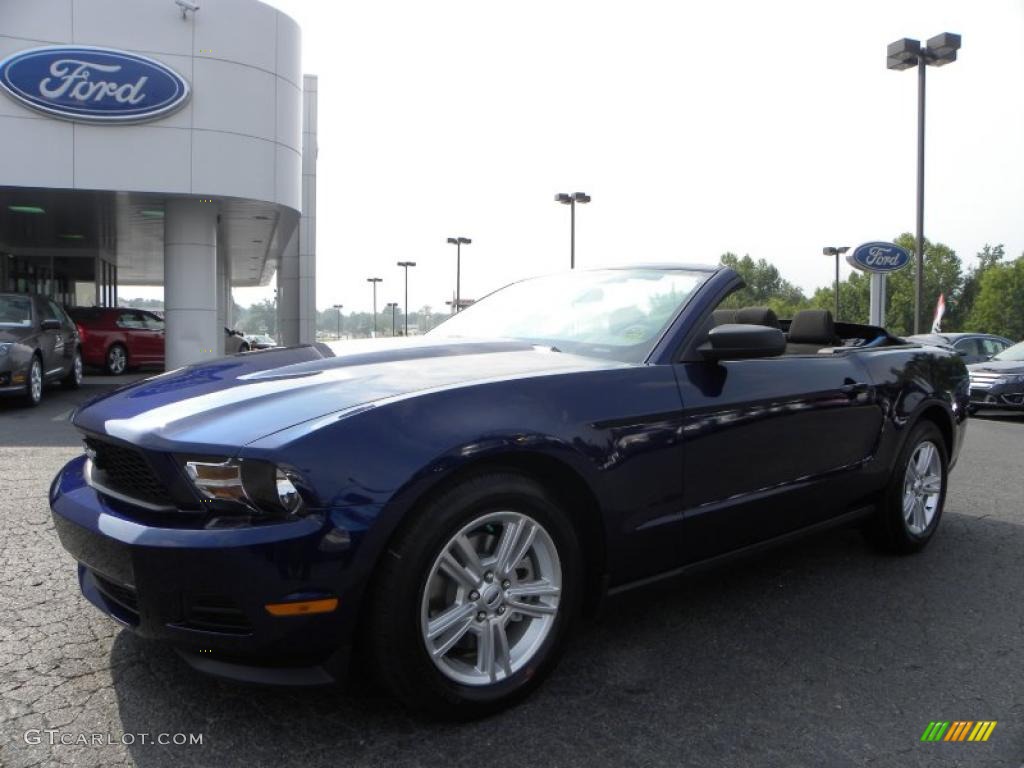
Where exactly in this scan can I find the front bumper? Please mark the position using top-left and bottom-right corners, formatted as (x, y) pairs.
(49, 455), (369, 684)
(969, 382), (1024, 410)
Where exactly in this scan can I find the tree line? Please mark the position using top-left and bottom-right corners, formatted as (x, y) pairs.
(721, 234), (1024, 340)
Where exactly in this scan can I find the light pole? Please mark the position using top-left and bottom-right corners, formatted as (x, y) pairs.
(822, 247), (849, 320)
(887, 32), (961, 334)
(332, 303), (343, 339)
(366, 277), (382, 337)
(397, 261), (416, 335)
(554, 192), (591, 269)
(445, 237), (471, 312)
(386, 302), (398, 336)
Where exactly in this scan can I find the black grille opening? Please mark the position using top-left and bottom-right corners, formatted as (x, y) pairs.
(86, 437), (171, 507)
(178, 596), (253, 635)
(92, 571), (140, 619)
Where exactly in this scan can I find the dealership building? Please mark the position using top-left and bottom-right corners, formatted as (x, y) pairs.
(0, 0), (317, 368)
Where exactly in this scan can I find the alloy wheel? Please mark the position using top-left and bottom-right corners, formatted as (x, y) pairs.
(29, 359), (42, 403)
(420, 511), (562, 687)
(902, 440), (943, 535)
(73, 353), (83, 385)
(108, 346), (126, 375)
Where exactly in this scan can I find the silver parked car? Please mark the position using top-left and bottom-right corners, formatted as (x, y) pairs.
(0, 293), (82, 406)
(907, 333), (1013, 364)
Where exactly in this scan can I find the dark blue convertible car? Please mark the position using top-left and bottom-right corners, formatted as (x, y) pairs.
(50, 264), (968, 717)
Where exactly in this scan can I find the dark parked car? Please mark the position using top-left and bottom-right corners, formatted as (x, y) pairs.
(49, 265), (967, 717)
(0, 292), (81, 405)
(67, 307), (251, 374)
(968, 340), (1024, 412)
(907, 332), (1012, 364)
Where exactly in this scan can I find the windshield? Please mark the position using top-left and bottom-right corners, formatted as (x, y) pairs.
(428, 268), (709, 362)
(0, 295), (32, 327)
(993, 340), (1024, 361)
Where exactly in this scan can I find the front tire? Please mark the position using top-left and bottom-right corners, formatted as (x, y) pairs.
(866, 420), (948, 554)
(368, 471), (583, 718)
(23, 355), (43, 406)
(105, 344), (127, 375)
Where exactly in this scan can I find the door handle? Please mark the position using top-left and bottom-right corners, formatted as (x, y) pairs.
(840, 382), (870, 396)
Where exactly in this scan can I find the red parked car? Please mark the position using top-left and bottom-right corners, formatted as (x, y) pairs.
(66, 307), (166, 375)
(66, 307), (253, 375)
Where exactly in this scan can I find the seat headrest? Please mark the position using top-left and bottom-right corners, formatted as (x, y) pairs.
(735, 306), (780, 329)
(711, 308), (737, 326)
(788, 309), (836, 344)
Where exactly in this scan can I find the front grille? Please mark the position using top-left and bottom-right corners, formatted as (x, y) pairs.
(86, 437), (170, 506)
(178, 596), (253, 635)
(92, 571), (139, 618)
(969, 372), (1005, 388)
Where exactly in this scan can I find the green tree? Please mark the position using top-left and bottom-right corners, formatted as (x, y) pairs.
(952, 243), (1004, 330)
(718, 252), (810, 318)
(884, 233), (964, 335)
(966, 255), (1024, 341)
(809, 269), (871, 324)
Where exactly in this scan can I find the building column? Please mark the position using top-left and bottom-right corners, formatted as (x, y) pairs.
(277, 225), (300, 346)
(215, 232), (232, 352)
(164, 199), (219, 369)
(299, 75), (319, 344)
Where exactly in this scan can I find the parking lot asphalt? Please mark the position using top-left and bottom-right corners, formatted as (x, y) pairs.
(1, 383), (1022, 768)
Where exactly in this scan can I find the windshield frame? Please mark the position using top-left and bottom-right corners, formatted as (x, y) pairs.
(427, 266), (713, 364)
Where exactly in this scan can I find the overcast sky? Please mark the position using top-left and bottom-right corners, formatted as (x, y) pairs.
(229, 0), (1024, 313)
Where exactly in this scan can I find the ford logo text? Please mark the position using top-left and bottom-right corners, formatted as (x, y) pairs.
(0, 46), (190, 123)
(846, 242), (912, 274)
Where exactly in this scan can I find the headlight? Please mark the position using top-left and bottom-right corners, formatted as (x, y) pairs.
(183, 457), (308, 517)
(0, 343), (12, 357)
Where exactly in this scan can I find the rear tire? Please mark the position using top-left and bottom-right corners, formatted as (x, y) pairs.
(367, 471), (583, 719)
(105, 344), (127, 375)
(62, 350), (83, 389)
(865, 420), (948, 554)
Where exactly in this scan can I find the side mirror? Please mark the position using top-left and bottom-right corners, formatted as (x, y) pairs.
(40, 319), (61, 331)
(956, 349), (969, 357)
(700, 324), (786, 361)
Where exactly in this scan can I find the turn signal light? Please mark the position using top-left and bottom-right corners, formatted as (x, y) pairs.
(264, 597), (339, 617)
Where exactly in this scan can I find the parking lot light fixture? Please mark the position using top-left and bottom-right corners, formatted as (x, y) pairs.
(446, 237), (471, 312)
(366, 278), (382, 337)
(887, 31), (961, 333)
(554, 192), (591, 269)
(386, 302), (399, 336)
(822, 246), (849, 320)
(397, 261), (416, 335)
(332, 304), (343, 339)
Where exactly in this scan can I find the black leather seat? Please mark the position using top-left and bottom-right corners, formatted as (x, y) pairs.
(786, 309), (840, 354)
(735, 306), (780, 329)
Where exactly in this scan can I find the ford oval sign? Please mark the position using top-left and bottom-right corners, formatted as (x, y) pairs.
(846, 241), (912, 273)
(0, 46), (190, 124)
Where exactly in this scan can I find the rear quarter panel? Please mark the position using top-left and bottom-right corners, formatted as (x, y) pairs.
(856, 345), (969, 475)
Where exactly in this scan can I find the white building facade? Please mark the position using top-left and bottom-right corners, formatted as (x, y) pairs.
(0, 0), (317, 367)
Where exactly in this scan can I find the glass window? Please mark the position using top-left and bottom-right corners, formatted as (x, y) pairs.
(0, 295), (32, 327)
(426, 268), (710, 363)
(40, 300), (58, 322)
(954, 338), (982, 357)
(47, 300), (67, 326)
(141, 312), (164, 331)
(980, 338), (1003, 357)
(117, 311), (145, 329)
(993, 341), (1024, 362)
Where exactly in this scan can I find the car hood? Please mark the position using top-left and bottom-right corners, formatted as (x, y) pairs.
(73, 338), (626, 451)
(969, 360), (1024, 374)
